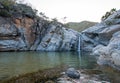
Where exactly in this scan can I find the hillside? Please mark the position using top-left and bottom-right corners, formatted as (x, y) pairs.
(65, 21), (97, 32)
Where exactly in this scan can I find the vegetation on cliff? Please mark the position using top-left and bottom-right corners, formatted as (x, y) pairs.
(101, 8), (117, 21)
(0, 0), (37, 18)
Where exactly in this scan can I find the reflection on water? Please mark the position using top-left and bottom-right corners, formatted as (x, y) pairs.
(0, 51), (120, 82)
(0, 51), (96, 79)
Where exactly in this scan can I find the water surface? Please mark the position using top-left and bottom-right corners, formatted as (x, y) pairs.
(0, 52), (96, 79)
(0, 51), (119, 82)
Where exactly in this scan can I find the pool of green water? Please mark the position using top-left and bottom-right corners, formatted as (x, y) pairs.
(0, 51), (119, 82)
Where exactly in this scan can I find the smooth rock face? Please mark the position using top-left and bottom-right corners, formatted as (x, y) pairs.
(66, 68), (80, 79)
(37, 24), (78, 51)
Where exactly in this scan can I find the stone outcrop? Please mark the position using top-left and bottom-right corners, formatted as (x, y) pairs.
(81, 10), (120, 70)
(94, 31), (120, 70)
(36, 23), (78, 51)
(0, 2), (79, 51)
(0, 3), (79, 51)
(0, 16), (79, 51)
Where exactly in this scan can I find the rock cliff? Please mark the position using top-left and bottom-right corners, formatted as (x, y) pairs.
(0, 3), (79, 51)
(81, 10), (120, 70)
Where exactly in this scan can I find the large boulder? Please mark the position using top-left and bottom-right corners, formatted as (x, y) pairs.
(93, 31), (120, 70)
(66, 68), (80, 79)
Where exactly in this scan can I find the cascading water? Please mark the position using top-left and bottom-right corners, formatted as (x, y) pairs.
(78, 33), (81, 52)
(78, 33), (82, 67)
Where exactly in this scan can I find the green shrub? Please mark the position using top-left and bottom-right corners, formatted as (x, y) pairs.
(0, 0), (16, 17)
(0, 0), (37, 18)
(0, 0), (16, 10)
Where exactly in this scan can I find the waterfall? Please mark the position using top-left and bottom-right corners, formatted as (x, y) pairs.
(78, 34), (82, 67)
(78, 34), (81, 52)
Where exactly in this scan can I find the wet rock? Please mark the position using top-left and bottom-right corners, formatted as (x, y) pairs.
(66, 68), (80, 79)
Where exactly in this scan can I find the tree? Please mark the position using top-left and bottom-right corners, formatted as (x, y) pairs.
(110, 8), (116, 14)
